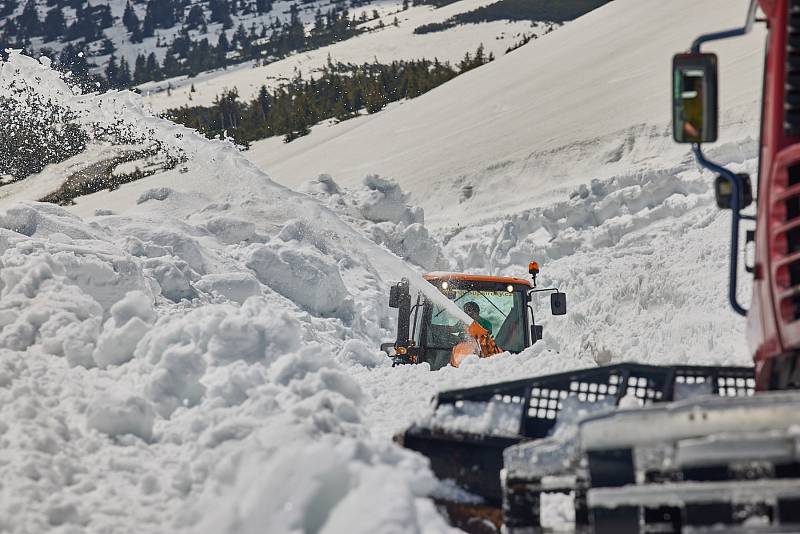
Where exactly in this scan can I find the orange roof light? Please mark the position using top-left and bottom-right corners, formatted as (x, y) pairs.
(528, 261), (540, 275)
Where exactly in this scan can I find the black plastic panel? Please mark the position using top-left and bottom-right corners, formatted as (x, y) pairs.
(434, 364), (754, 440)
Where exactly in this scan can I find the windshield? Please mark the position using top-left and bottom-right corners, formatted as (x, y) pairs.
(426, 288), (526, 353)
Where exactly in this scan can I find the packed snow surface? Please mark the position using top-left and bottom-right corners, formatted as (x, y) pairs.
(0, 0), (764, 531)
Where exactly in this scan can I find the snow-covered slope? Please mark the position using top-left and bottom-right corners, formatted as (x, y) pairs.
(13, 0), (401, 69)
(0, 0), (764, 532)
(248, 0), (764, 228)
(141, 0), (546, 112)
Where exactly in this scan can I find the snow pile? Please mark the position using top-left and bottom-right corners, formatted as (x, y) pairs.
(301, 173), (447, 271)
(0, 197), (460, 533)
(0, 51), (480, 534)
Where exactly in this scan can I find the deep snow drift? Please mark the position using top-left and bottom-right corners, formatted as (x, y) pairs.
(0, 0), (762, 531)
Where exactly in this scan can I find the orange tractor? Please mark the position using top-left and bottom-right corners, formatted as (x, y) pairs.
(381, 262), (567, 370)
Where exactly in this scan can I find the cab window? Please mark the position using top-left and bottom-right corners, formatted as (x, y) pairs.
(427, 289), (526, 353)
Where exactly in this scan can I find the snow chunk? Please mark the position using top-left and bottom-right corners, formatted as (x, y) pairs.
(92, 291), (155, 368)
(356, 174), (423, 225)
(204, 216), (256, 244)
(246, 242), (352, 318)
(142, 256), (198, 302)
(371, 221), (442, 271)
(195, 272), (261, 303)
(300, 176), (446, 270)
(136, 187), (174, 204)
(428, 398), (523, 437)
(336, 339), (391, 369)
(86, 395), (155, 442)
(206, 299), (302, 364)
(300, 173), (342, 196)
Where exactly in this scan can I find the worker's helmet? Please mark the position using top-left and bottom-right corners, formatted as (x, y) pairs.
(464, 301), (480, 315)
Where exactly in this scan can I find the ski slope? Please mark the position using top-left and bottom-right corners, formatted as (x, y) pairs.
(0, 0), (765, 532)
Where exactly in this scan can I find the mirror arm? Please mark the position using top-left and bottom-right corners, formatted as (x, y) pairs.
(529, 287), (560, 294)
(690, 0), (757, 53)
(693, 144), (748, 316)
(681, 0), (755, 318)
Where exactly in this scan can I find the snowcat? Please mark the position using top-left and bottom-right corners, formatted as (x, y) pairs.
(396, 2), (800, 533)
(381, 264), (567, 370)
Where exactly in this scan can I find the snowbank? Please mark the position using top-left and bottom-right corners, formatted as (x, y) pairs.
(0, 51), (472, 534)
(300, 174), (446, 271)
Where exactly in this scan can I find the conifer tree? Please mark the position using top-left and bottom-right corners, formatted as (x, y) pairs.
(123, 1), (140, 34)
(146, 52), (162, 81)
(133, 53), (148, 83)
(256, 85), (270, 120)
(42, 8), (65, 40)
(17, 0), (41, 37)
(255, 0), (272, 14)
(141, 9), (155, 38)
(118, 57), (132, 87)
(162, 50), (179, 77)
(209, 0), (233, 28)
(0, 0), (18, 18)
(105, 54), (119, 87)
(185, 4), (205, 30)
(58, 44), (91, 84)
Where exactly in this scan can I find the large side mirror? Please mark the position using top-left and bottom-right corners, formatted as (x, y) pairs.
(380, 342), (396, 357)
(531, 325), (543, 343)
(714, 173), (753, 210)
(389, 284), (400, 308)
(672, 53), (718, 143)
(551, 292), (567, 316)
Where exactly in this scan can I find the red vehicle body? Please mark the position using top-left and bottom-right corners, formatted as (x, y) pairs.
(749, 0), (800, 389)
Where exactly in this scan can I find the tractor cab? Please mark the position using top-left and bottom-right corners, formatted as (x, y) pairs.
(382, 263), (567, 370)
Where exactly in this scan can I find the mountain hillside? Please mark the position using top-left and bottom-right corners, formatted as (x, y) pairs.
(3, 0), (402, 85)
(247, 0), (764, 227)
(1, 0), (608, 95)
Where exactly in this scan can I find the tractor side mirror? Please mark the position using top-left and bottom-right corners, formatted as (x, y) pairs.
(389, 284), (400, 308)
(380, 342), (396, 357)
(672, 53), (718, 143)
(551, 292), (567, 316)
(531, 325), (543, 343)
(714, 173), (753, 210)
